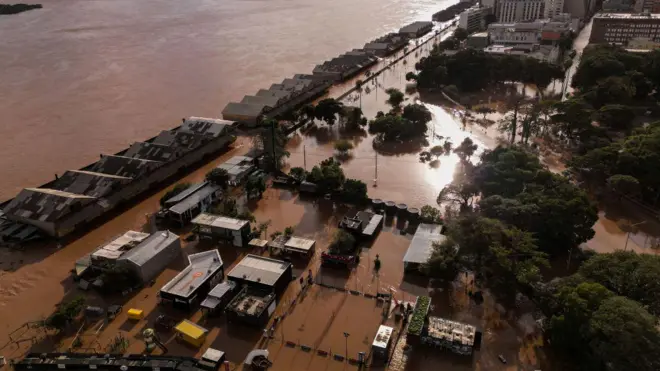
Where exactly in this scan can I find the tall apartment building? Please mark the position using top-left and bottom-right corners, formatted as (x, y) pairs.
(634, 0), (660, 12)
(544, 0), (565, 18)
(459, 6), (493, 33)
(590, 13), (660, 45)
(564, 0), (598, 19)
(495, 0), (544, 23)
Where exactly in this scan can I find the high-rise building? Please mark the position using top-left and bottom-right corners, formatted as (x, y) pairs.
(564, 0), (598, 20)
(634, 0), (660, 13)
(495, 0), (544, 23)
(459, 6), (493, 33)
(544, 0), (565, 18)
(590, 13), (660, 46)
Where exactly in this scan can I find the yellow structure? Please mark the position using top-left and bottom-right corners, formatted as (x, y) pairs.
(175, 320), (208, 348)
(127, 308), (144, 320)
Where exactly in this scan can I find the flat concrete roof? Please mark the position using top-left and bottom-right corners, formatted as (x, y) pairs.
(227, 254), (290, 287)
(161, 250), (223, 298)
(191, 213), (249, 231)
(403, 223), (446, 264)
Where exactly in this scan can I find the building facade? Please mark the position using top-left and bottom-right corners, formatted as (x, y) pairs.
(564, 0), (598, 19)
(635, 0), (660, 12)
(544, 0), (565, 19)
(459, 6), (492, 33)
(496, 0), (544, 23)
(590, 13), (660, 46)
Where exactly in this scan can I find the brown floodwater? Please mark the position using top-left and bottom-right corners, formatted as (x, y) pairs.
(0, 0), (458, 202)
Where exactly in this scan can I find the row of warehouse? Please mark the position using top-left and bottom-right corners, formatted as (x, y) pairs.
(0, 117), (236, 242)
(221, 21), (435, 126)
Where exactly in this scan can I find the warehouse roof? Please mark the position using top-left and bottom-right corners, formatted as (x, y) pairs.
(180, 117), (232, 138)
(403, 223), (446, 264)
(53, 170), (133, 198)
(91, 230), (150, 260)
(201, 281), (237, 310)
(399, 21), (433, 35)
(192, 213), (249, 231)
(152, 130), (208, 151)
(123, 142), (180, 162)
(161, 250), (223, 298)
(221, 102), (266, 119)
(168, 183), (221, 215)
(3, 188), (96, 223)
(227, 254), (291, 286)
(119, 230), (179, 267)
(90, 155), (162, 179)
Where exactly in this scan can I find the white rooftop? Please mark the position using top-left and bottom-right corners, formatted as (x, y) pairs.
(403, 224), (446, 265)
(160, 250), (223, 297)
(595, 12), (660, 20)
(192, 213), (249, 231)
(372, 325), (394, 349)
(228, 254), (290, 286)
(284, 237), (315, 253)
(91, 230), (150, 260)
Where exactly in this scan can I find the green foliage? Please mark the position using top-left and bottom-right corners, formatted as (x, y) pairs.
(453, 137), (478, 162)
(283, 226), (295, 237)
(473, 147), (597, 255)
(328, 229), (356, 255)
(405, 72), (418, 82)
(46, 296), (85, 330)
(368, 104), (431, 142)
(257, 119), (290, 170)
(420, 239), (459, 280)
(385, 88), (405, 109)
(205, 168), (230, 187)
(597, 104), (635, 132)
(570, 122), (660, 203)
(475, 106), (495, 119)
(606, 174), (640, 197)
(306, 158), (346, 193)
(334, 139), (354, 154)
(407, 296), (430, 336)
(160, 183), (192, 207)
(211, 197), (239, 218)
(453, 27), (468, 41)
(245, 176), (266, 198)
(429, 145), (444, 158)
(578, 251), (660, 316)
(414, 49), (563, 92)
(343, 107), (367, 129)
(340, 179), (368, 203)
(314, 98), (344, 125)
(543, 276), (660, 371)
(237, 210), (256, 223)
(419, 205), (442, 224)
(289, 167), (307, 182)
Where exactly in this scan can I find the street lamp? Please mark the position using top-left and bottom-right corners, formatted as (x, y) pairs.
(624, 221), (646, 251)
(343, 332), (350, 361)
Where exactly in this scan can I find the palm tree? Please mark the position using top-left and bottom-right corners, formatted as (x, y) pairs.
(355, 80), (364, 109)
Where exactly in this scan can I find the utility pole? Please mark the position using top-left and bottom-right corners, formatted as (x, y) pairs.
(374, 152), (378, 186)
(270, 119), (277, 171)
(303, 145), (307, 171)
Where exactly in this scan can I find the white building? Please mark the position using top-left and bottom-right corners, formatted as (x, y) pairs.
(488, 19), (572, 45)
(459, 6), (492, 33)
(544, 0), (565, 19)
(496, 0), (544, 23)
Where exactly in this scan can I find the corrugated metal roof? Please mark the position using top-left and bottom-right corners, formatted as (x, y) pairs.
(118, 230), (179, 267)
(161, 250), (223, 297)
(168, 183), (221, 215)
(403, 224), (446, 264)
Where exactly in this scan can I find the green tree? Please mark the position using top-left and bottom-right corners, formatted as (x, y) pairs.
(340, 179), (368, 203)
(588, 296), (660, 371)
(453, 27), (469, 41)
(401, 103), (432, 129)
(328, 229), (356, 254)
(245, 176), (266, 199)
(607, 174), (640, 198)
(334, 139), (354, 155)
(205, 168), (231, 188)
(289, 167), (307, 183)
(314, 98), (344, 126)
(257, 119), (290, 170)
(578, 251), (660, 316)
(419, 205), (442, 224)
(597, 104), (635, 132)
(306, 158), (346, 193)
(475, 106), (495, 120)
(385, 88), (405, 111)
(429, 145), (444, 159)
(421, 238), (459, 280)
(405, 72), (418, 82)
(300, 104), (316, 122)
(551, 98), (594, 141)
(453, 137), (478, 162)
(257, 220), (272, 238)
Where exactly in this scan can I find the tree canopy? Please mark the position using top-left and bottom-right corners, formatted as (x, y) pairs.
(205, 168), (230, 188)
(314, 98), (344, 125)
(368, 104), (432, 142)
